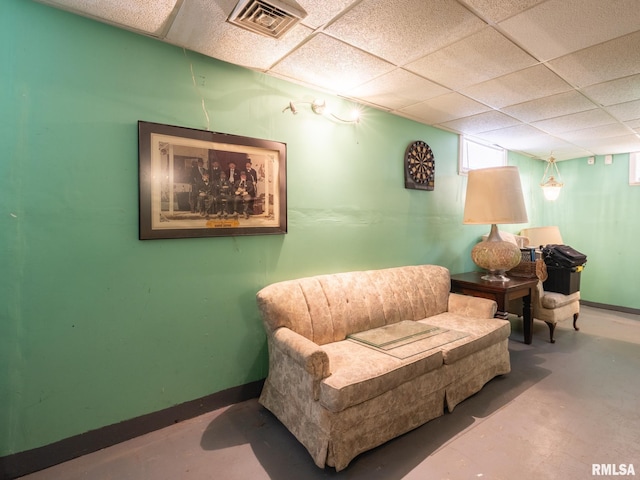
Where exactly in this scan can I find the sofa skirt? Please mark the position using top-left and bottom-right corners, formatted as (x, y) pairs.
(259, 337), (510, 471)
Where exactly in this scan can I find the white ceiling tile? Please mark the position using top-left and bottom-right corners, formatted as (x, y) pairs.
(604, 100), (640, 122)
(625, 119), (640, 130)
(346, 69), (451, 110)
(580, 135), (640, 155)
(399, 93), (491, 125)
(298, 0), (359, 29)
(581, 74), (640, 106)
(459, 0), (545, 23)
(526, 147), (594, 161)
(502, 91), (598, 123)
(461, 65), (572, 108)
(324, 0), (485, 65)
(548, 31), (640, 88)
(166, 0), (313, 70)
(438, 111), (522, 135)
(271, 34), (395, 93)
(532, 109), (616, 134)
(558, 123), (635, 142)
(404, 27), (537, 90)
(498, 0), (640, 61)
(35, 0), (180, 35)
(504, 137), (571, 155)
(472, 124), (552, 150)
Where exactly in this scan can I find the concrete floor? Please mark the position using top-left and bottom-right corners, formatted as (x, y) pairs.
(21, 306), (640, 479)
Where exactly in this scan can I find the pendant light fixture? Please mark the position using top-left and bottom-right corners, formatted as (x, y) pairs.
(540, 155), (564, 201)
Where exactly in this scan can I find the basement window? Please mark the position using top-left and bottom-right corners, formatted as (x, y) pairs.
(459, 136), (506, 175)
(630, 152), (640, 185)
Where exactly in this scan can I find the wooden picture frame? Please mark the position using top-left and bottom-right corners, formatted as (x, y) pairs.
(138, 121), (287, 240)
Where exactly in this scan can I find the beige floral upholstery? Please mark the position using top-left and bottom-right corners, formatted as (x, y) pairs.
(508, 281), (580, 343)
(256, 265), (510, 471)
(532, 281), (580, 343)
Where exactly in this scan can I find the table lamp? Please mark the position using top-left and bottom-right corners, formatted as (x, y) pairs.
(520, 226), (563, 249)
(463, 166), (529, 282)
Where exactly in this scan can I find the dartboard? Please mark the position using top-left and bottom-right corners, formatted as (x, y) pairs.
(404, 140), (435, 190)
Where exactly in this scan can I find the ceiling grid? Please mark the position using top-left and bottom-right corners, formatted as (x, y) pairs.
(34, 0), (640, 160)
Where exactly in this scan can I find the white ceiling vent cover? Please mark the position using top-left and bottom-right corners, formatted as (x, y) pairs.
(228, 0), (307, 39)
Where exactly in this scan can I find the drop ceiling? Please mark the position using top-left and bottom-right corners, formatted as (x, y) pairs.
(34, 0), (640, 161)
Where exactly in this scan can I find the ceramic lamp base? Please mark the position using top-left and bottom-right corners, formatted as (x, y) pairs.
(471, 225), (522, 282)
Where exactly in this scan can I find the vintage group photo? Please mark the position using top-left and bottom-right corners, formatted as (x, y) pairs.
(138, 121), (287, 239)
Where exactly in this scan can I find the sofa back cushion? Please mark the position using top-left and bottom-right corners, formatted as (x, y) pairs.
(256, 265), (451, 345)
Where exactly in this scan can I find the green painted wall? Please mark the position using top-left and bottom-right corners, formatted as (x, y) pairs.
(1, 0), (637, 458)
(537, 153), (640, 309)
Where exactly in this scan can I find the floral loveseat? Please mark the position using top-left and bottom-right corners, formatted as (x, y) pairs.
(256, 265), (510, 471)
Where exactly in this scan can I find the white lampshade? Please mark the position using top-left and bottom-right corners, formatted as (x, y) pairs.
(520, 226), (563, 248)
(463, 166), (528, 282)
(463, 167), (528, 225)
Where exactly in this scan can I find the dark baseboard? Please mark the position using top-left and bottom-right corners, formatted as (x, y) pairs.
(0, 379), (264, 480)
(581, 300), (640, 316)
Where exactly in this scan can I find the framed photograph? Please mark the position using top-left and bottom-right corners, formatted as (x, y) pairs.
(138, 121), (287, 240)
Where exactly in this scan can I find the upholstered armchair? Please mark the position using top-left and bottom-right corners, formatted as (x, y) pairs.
(512, 226), (580, 343)
(508, 281), (580, 343)
(530, 281), (580, 343)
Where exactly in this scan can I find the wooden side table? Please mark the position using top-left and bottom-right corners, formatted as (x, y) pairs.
(450, 271), (539, 345)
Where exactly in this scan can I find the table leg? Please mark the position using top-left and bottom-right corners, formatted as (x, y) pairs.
(523, 292), (533, 345)
(493, 296), (508, 320)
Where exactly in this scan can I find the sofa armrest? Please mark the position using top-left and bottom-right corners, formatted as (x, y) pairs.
(448, 292), (497, 319)
(272, 327), (331, 380)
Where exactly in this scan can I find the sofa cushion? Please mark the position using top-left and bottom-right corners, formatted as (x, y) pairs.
(541, 290), (580, 309)
(417, 313), (511, 364)
(317, 312), (509, 413)
(319, 339), (443, 413)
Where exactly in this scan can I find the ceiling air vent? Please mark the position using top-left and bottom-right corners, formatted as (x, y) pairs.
(228, 0), (307, 39)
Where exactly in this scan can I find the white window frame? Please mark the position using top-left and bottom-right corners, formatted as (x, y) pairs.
(629, 152), (640, 185)
(459, 136), (507, 175)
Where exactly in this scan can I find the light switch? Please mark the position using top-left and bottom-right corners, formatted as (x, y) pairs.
(604, 155), (613, 165)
